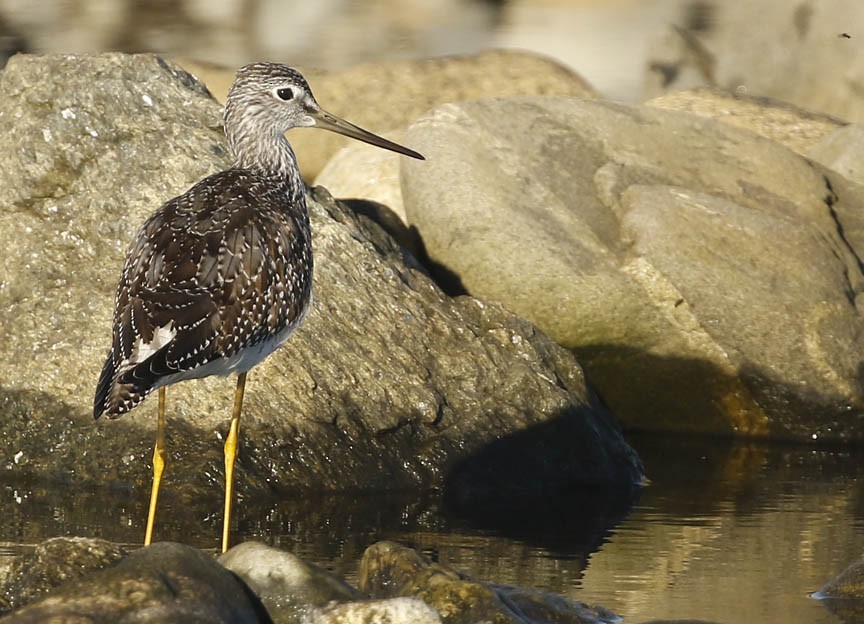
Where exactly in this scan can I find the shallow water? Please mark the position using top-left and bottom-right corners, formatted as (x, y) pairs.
(2, 433), (862, 623)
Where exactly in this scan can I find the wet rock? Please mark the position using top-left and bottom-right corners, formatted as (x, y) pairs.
(645, 88), (846, 156)
(308, 597), (441, 624)
(219, 541), (363, 622)
(0, 54), (641, 514)
(823, 559), (864, 597)
(182, 49), (598, 179)
(359, 541), (617, 624)
(402, 96), (864, 439)
(0, 537), (125, 615)
(815, 556), (864, 616)
(1, 542), (271, 623)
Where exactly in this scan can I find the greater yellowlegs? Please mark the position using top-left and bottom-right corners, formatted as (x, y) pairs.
(93, 62), (423, 552)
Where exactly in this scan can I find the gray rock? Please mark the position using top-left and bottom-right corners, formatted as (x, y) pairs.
(808, 124), (864, 187)
(359, 541), (617, 624)
(401, 96), (864, 439)
(0, 54), (641, 518)
(219, 542), (363, 623)
(0, 537), (125, 615)
(1, 542), (271, 623)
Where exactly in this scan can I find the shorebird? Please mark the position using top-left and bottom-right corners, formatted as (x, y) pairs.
(93, 62), (423, 552)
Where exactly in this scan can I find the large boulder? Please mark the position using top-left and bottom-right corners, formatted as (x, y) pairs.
(401, 96), (864, 439)
(0, 54), (641, 517)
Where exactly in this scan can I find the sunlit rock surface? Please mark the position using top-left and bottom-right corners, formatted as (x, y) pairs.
(401, 96), (864, 439)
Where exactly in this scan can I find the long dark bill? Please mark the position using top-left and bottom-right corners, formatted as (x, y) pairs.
(311, 109), (425, 160)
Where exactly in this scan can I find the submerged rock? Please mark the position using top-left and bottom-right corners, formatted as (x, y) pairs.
(308, 597), (441, 624)
(1, 542), (271, 623)
(0, 54), (641, 517)
(401, 96), (864, 440)
(219, 542), (364, 623)
(0, 537), (125, 615)
(2, 538), (625, 623)
(359, 541), (618, 624)
(814, 555), (864, 623)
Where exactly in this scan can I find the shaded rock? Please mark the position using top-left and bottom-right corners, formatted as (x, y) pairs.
(645, 88), (846, 156)
(401, 96), (864, 439)
(309, 597), (441, 624)
(808, 124), (864, 187)
(0, 537), (125, 615)
(219, 542), (363, 623)
(358, 541), (617, 624)
(0, 53), (641, 517)
(182, 49), (598, 179)
(643, 0), (864, 123)
(1, 542), (271, 623)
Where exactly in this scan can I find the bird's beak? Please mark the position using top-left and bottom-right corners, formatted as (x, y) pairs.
(309, 108), (425, 160)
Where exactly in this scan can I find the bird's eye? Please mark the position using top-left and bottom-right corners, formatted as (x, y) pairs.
(276, 87), (294, 101)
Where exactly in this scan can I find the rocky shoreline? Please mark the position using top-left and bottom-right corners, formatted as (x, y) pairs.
(1, 45), (863, 622)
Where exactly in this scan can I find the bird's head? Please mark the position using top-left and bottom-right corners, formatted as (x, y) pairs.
(225, 62), (424, 163)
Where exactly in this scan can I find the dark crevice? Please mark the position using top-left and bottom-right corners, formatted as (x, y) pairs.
(823, 174), (864, 304)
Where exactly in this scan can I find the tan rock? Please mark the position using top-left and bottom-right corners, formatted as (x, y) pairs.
(402, 96), (864, 439)
(646, 88), (847, 156)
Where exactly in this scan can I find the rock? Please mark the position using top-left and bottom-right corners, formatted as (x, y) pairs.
(1, 542), (271, 623)
(808, 124), (864, 187)
(182, 49), (598, 180)
(0, 53), (642, 519)
(309, 597), (441, 624)
(218, 542), (363, 623)
(643, 0), (864, 123)
(358, 541), (617, 624)
(401, 96), (864, 439)
(314, 133), (412, 225)
(0, 537), (125, 615)
(813, 556), (864, 623)
(815, 556), (864, 600)
(645, 88), (847, 156)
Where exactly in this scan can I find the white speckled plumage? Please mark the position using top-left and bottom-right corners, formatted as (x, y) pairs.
(94, 62), (422, 420)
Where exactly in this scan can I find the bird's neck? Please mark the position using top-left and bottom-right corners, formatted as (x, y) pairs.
(225, 112), (305, 201)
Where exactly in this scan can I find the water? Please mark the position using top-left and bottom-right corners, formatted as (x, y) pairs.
(2, 434), (863, 623)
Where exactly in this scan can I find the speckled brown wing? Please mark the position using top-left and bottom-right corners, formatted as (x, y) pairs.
(94, 169), (312, 419)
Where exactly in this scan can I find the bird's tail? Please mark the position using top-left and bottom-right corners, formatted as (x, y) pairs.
(93, 353), (151, 419)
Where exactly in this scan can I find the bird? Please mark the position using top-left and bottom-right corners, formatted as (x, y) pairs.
(93, 62), (424, 553)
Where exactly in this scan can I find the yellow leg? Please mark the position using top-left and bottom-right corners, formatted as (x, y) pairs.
(222, 371), (247, 553)
(144, 387), (167, 546)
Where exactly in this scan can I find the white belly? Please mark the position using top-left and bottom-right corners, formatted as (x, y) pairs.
(153, 298), (310, 389)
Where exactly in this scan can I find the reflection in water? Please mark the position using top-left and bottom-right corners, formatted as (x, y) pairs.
(2, 435), (863, 623)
